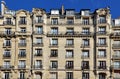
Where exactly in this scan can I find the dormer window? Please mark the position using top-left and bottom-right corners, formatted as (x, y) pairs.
(114, 19), (120, 26)
(66, 10), (75, 15)
(81, 10), (90, 16)
(51, 10), (59, 15)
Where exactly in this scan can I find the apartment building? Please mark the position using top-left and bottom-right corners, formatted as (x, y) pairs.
(0, 0), (119, 79)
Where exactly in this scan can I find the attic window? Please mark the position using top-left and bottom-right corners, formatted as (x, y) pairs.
(51, 10), (59, 15)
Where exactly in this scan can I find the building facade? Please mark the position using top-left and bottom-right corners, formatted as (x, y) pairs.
(0, 1), (119, 79)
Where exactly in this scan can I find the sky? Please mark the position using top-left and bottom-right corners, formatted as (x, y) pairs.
(2, 0), (120, 19)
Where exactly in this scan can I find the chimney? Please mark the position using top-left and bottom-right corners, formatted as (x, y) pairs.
(61, 5), (64, 15)
(1, 0), (6, 15)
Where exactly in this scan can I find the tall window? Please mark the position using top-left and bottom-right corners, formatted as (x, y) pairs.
(50, 39), (58, 46)
(66, 50), (74, 58)
(66, 72), (73, 79)
(66, 28), (74, 35)
(50, 72), (58, 79)
(19, 60), (26, 68)
(51, 27), (58, 34)
(4, 72), (10, 79)
(98, 50), (106, 57)
(98, 27), (106, 34)
(66, 61), (74, 69)
(50, 50), (58, 57)
(98, 16), (106, 24)
(114, 61), (120, 69)
(35, 49), (42, 56)
(82, 50), (89, 58)
(19, 72), (25, 79)
(99, 73), (106, 79)
(19, 49), (26, 57)
(36, 26), (43, 34)
(36, 37), (43, 44)
(4, 50), (11, 57)
(6, 18), (12, 24)
(67, 18), (74, 24)
(5, 28), (11, 35)
(51, 18), (58, 25)
(98, 38), (106, 45)
(82, 28), (89, 34)
(19, 17), (26, 24)
(82, 72), (89, 79)
(66, 39), (74, 46)
(98, 61), (106, 69)
(4, 61), (10, 68)
(19, 38), (26, 46)
(81, 61), (89, 69)
(82, 39), (89, 46)
(4, 39), (11, 46)
(50, 61), (58, 69)
(114, 50), (120, 57)
(36, 16), (43, 23)
(82, 18), (89, 25)
(35, 60), (42, 68)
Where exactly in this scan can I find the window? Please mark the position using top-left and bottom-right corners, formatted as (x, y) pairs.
(82, 72), (89, 79)
(98, 16), (106, 24)
(98, 50), (106, 57)
(98, 61), (106, 69)
(114, 50), (120, 57)
(36, 26), (43, 34)
(98, 38), (106, 45)
(36, 74), (42, 79)
(36, 16), (43, 23)
(19, 38), (26, 46)
(5, 28), (11, 35)
(66, 39), (74, 46)
(81, 10), (90, 16)
(113, 40), (120, 45)
(81, 61), (89, 69)
(66, 50), (74, 58)
(99, 73), (106, 79)
(82, 50), (89, 58)
(51, 18), (58, 25)
(50, 39), (58, 46)
(35, 49), (42, 56)
(4, 61), (10, 68)
(51, 27), (58, 34)
(19, 17), (26, 24)
(19, 72), (25, 79)
(3, 50), (11, 57)
(3, 72), (10, 79)
(98, 27), (106, 34)
(66, 61), (74, 69)
(50, 72), (58, 79)
(82, 18), (89, 25)
(19, 49), (26, 57)
(66, 28), (74, 35)
(6, 18), (12, 24)
(50, 50), (58, 57)
(20, 28), (26, 33)
(67, 18), (74, 24)
(82, 39), (89, 46)
(51, 10), (59, 15)
(66, 72), (73, 79)
(35, 60), (42, 68)
(82, 28), (90, 34)
(114, 61), (120, 69)
(19, 60), (26, 68)
(50, 61), (58, 69)
(66, 10), (75, 15)
(115, 19), (120, 26)
(36, 37), (43, 44)
(4, 39), (11, 46)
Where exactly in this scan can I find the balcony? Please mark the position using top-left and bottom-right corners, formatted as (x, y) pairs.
(0, 65), (14, 70)
(34, 20), (44, 24)
(18, 65), (26, 69)
(65, 65), (74, 69)
(3, 21), (13, 25)
(81, 66), (90, 70)
(18, 54), (26, 58)
(97, 31), (107, 35)
(112, 65), (120, 70)
(65, 44), (74, 48)
(67, 21), (74, 25)
(111, 32), (120, 38)
(97, 66), (107, 70)
(97, 55), (106, 58)
(3, 54), (11, 58)
(49, 65), (58, 69)
(18, 43), (27, 47)
(96, 43), (107, 47)
(112, 55), (120, 60)
(81, 56), (89, 59)
(17, 77), (28, 79)
(3, 43), (11, 48)
(34, 53), (42, 57)
(98, 20), (106, 24)
(112, 44), (120, 49)
(65, 55), (74, 58)
(2, 32), (15, 36)
(81, 44), (90, 48)
(33, 43), (43, 47)
(80, 32), (93, 37)
(19, 21), (27, 25)
(33, 65), (43, 69)
(50, 54), (58, 57)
